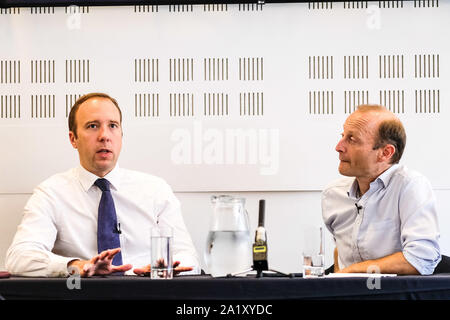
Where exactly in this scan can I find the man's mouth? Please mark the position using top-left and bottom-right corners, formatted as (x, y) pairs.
(97, 149), (112, 154)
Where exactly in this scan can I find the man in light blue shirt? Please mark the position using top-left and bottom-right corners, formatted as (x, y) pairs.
(322, 105), (440, 275)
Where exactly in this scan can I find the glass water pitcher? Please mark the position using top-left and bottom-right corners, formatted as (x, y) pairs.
(204, 195), (253, 277)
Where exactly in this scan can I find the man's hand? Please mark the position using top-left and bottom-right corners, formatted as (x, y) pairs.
(333, 247), (340, 273)
(68, 248), (132, 277)
(133, 261), (193, 276)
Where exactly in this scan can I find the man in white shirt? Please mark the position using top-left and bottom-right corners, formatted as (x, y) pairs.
(6, 93), (200, 277)
(322, 105), (440, 275)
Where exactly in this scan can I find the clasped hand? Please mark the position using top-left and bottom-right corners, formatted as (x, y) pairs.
(68, 248), (192, 277)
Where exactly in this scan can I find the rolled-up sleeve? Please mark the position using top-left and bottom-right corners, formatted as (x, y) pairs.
(6, 187), (78, 277)
(399, 175), (441, 275)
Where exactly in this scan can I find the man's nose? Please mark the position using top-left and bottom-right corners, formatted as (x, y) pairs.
(98, 125), (110, 141)
(335, 138), (345, 153)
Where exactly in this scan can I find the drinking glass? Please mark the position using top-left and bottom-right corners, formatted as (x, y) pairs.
(150, 226), (173, 279)
(302, 225), (325, 278)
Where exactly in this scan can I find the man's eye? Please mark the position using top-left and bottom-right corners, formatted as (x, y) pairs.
(87, 124), (97, 129)
(110, 123), (119, 129)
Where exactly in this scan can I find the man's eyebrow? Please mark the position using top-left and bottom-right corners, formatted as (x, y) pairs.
(84, 120), (100, 125)
(343, 129), (361, 139)
(84, 120), (119, 124)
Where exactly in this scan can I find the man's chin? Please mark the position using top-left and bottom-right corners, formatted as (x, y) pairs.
(338, 164), (353, 177)
(90, 162), (116, 177)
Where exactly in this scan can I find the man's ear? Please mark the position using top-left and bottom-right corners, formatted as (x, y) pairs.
(380, 144), (395, 162)
(69, 131), (78, 149)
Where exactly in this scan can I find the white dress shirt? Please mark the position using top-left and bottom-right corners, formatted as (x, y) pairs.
(322, 164), (441, 275)
(6, 165), (200, 277)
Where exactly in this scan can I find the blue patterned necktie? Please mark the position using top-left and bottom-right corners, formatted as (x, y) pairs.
(95, 178), (123, 266)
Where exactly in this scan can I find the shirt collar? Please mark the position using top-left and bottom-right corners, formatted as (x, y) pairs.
(347, 164), (400, 200)
(347, 179), (360, 200)
(375, 163), (399, 188)
(77, 164), (121, 192)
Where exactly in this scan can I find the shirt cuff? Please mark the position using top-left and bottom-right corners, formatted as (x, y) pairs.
(403, 250), (441, 275)
(47, 253), (81, 277)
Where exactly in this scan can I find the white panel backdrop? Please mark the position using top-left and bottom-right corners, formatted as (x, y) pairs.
(0, 2), (448, 193)
(1, 2), (450, 273)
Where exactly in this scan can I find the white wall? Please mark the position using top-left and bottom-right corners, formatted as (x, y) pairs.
(1, 3), (450, 194)
(1, 2), (450, 273)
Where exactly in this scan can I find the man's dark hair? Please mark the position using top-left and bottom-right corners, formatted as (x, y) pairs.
(373, 119), (406, 164)
(357, 105), (406, 164)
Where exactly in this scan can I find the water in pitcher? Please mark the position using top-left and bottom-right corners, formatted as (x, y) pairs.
(205, 230), (252, 277)
(205, 195), (252, 277)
